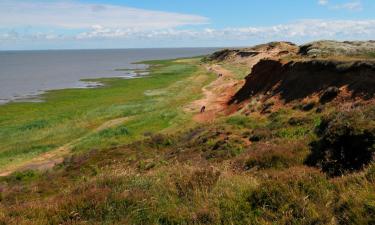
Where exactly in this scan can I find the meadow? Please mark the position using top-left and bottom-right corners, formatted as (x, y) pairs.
(0, 57), (215, 172)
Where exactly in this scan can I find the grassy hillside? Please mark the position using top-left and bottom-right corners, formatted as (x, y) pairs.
(0, 58), (215, 172)
(0, 103), (374, 224)
(0, 49), (374, 224)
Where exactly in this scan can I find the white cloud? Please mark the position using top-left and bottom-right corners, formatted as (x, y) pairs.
(76, 19), (375, 40)
(332, 1), (363, 11)
(0, 1), (373, 48)
(318, 0), (363, 11)
(0, 0), (209, 30)
(3, 19), (374, 44)
(318, 0), (329, 6)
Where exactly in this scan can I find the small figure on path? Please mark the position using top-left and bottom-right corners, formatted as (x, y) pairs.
(200, 106), (206, 113)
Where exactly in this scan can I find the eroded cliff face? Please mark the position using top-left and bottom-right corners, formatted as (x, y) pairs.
(230, 59), (375, 104)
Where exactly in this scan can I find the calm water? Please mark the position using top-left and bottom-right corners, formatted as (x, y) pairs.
(0, 48), (218, 104)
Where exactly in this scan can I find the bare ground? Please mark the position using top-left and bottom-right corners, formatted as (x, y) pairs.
(185, 64), (243, 122)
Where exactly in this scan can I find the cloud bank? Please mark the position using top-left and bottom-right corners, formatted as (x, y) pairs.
(2, 19), (375, 43)
(0, 1), (374, 49)
(0, 0), (209, 30)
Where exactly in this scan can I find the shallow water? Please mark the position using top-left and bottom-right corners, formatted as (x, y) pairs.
(0, 48), (218, 103)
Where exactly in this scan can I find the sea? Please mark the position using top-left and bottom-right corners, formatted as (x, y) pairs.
(0, 48), (218, 104)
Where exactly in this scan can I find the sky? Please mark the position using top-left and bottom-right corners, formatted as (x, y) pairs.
(0, 0), (374, 50)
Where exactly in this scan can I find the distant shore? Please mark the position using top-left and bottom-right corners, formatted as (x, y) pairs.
(0, 48), (218, 105)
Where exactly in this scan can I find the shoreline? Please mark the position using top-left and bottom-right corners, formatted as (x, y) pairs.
(0, 66), (150, 106)
(0, 48), (218, 106)
(0, 57), (211, 171)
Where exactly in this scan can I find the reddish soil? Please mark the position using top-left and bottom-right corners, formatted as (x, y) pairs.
(230, 59), (375, 104)
(186, 65), (243, 122)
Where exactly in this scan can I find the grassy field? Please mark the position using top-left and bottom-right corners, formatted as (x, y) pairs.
(0, 57), (215, 171)
(0, 55), (374, 224)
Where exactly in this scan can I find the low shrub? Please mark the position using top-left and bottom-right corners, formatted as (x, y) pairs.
(147, 133), (173, 148)
(248, 169), (334, 224)
(204, 138), (245, 160)
(245, 148), (299, 170)
(249, 128), (272, 142)
(4, 170), (40, 183)
(243, 141), (307, 170)
(306, 107), (375, 176)
(174, 167), (221, 199)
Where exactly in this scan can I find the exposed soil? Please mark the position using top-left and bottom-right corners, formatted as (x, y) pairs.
(206, 41), (375, 115)
(185, 65), (242, 122)
(230, 59), (375, 104)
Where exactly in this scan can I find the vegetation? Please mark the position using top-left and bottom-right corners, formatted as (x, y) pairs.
(307, 106), (375, 176)
(220, 63), (250, 80)
(0, 58), (214, 170)
(0, 53), (374, 224)
(0, 114), (374, 224)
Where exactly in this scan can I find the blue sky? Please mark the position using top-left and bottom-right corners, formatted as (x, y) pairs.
(0, 0), (374, 50)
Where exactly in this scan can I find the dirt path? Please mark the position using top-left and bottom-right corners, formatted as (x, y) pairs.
(0, 117), (130, 177)
(185, 64), (242, 122)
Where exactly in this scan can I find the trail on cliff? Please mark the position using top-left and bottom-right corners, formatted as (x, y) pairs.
(185, 65), (241, 122)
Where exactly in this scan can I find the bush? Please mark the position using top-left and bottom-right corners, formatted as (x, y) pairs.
(245, 149), (299, 170)
(203, 137), (245, 160)
(247, 169), (334, 224)
(5, 170), (39, 183)
(174, 168), (221, 199)
(249, 128), (272, 142)
(333, 164), (375, 225)
(243, 141), (307, 170)
(147, 134), (173, 148)
(306, 108), (375, 176)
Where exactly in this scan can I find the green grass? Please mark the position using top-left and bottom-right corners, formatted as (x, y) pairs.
(0, 57), (215, 170)
(366, 52), (375, 58)
(220, 63), (250, 79)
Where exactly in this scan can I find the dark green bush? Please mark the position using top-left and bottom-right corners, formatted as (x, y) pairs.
(306, 107), (375, 176)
